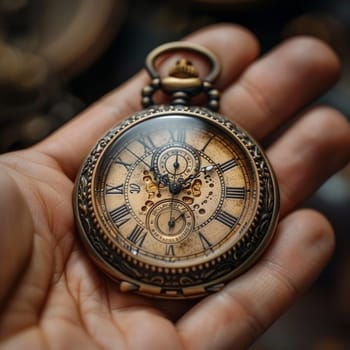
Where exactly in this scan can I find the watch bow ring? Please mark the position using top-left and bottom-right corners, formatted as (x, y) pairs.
(73, 41), (280, 299)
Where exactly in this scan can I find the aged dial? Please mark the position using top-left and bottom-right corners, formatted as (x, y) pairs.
(75, 107), (279, 298)
(96, 114), (254, 262)
(74, 41), (279, 299)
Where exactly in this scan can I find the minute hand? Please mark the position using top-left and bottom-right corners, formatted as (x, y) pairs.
(168, 151), (180, 228)
(125, 147), (152, 169)
(168, 151), (182, 195)
(182, 165), (215, 185)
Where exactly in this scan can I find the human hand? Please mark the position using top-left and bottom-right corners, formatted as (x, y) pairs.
(0, 24), (349, 350)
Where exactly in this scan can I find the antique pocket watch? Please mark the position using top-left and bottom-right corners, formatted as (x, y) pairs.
(74, 42), (279, 299)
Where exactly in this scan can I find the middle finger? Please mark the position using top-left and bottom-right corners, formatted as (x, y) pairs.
(220, 37), (340, 141)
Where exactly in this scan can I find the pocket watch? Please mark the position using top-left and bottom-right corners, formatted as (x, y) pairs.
(74, 42), (279, 299)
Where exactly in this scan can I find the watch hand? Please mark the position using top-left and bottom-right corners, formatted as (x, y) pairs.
(168, 188), (176, 229)
(168, 151), (181, 228)
(174, 212), (185, 222)
(125, 147), (152, 169)
(126, 146), (171, 188)
(183, 165), (215, 185)
(168, 151), (183, 195)
(204, 165), (214, 173)
(169, 211), (187, 230)
(168, 216), (175, 229)
(173, 151), (180, 171)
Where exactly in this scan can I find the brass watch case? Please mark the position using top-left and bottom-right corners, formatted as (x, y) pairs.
(73, 104), (279, 299)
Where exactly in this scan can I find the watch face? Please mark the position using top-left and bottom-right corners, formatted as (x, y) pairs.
(74, 105), (279, 298)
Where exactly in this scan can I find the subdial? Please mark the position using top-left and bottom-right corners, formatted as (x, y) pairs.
(152, 143), (200, 186)
(146, 199), (195, 244)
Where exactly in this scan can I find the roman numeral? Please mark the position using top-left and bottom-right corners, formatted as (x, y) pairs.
(169, 129), (186, 143)
(127, 225), (147, 247)
(106, 184), (124, 195)
(225, 187), (245, 199)
(137, 135), (156, 152)
(165, 244), (175, 256)
(115, 157), (132, 170)
(198, 231), (212, 250)
(216, 211), (238, 228)
(109, 204), (130, 228)
(219, 159), (237, 173)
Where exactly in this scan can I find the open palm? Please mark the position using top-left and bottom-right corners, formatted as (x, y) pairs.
(0, 25), (349, 350)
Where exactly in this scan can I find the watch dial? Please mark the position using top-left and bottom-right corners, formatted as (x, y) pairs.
(75, 106), (279, 297)
(93, 114), (258, 267)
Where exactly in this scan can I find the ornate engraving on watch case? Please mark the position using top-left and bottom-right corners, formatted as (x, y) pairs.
(73, 42), (279, 299)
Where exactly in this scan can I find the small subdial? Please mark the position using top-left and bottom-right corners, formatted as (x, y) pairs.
(146, 199), (195, 244)
(152, 143), (200, 184)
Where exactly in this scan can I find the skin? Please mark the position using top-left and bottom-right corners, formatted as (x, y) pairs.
(0, 24), (349, 350)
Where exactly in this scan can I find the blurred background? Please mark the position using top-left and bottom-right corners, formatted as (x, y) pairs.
(0, 0), (349, 348)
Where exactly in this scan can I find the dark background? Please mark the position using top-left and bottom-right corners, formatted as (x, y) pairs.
(1, 0), (349, 348)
